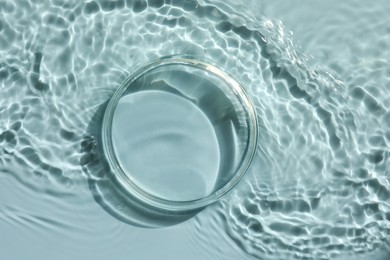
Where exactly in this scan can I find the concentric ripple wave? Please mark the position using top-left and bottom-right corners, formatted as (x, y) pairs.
(0, 0), (389, 259)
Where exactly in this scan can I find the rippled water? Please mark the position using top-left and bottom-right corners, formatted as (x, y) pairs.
(1, 0), (389, 259)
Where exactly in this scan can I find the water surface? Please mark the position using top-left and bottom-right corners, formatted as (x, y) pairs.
(0, 0), (389, 259)
(112, 90), (220, 201)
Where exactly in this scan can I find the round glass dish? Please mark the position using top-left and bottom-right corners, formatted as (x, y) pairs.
(101, 56), (257, 212)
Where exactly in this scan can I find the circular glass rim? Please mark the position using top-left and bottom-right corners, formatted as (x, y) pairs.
(101, 55), (258, 212)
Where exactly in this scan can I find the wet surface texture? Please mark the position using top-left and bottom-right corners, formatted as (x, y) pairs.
(0, 0), (389, 259)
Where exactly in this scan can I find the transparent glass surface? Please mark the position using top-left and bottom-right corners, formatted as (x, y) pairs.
(102, 56), (258, 211)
